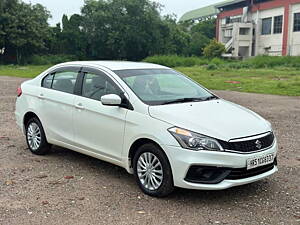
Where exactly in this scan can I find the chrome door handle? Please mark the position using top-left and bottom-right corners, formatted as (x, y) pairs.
(75, 103), (85, 110)
(38, 94), (45, 99)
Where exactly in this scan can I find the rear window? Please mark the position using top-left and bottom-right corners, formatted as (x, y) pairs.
(42, 74), (54, 88)
(42, 71), (79, 94)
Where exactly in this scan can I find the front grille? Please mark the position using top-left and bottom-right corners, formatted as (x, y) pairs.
(219, 132), (275, 153)
(226, 158), (277, 180)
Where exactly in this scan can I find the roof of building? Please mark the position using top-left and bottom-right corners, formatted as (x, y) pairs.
(179, 0), (240, 22)
(60, 61), (167, 71)
(215, 0), (246, 8)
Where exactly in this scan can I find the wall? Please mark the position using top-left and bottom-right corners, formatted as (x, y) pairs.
(216, 0), (300, 56)
(253, 6), (285, 56)
(288, 3), (300, 55)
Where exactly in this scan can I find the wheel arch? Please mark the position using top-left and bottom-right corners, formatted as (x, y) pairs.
(128, 138), (171, 172)
(23, 111), (40, 127)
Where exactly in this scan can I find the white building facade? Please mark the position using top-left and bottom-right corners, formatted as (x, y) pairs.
(216, 0), (300, 57)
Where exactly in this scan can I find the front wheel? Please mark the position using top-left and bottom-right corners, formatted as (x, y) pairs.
(25, 117), (51, 155)
(133, 143), (174, 197)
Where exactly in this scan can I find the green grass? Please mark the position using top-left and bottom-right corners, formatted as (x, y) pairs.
(0, 65), (51, 78)
(176, 66), (300, 96)
(0, 64), (299, 96)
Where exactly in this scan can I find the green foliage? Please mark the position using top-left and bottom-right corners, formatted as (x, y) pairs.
(0, 64), (50, 78)
(210, 57), (225, 65)
(27, 54), (78, 65)
(144, 55), (300, 70)
(225, 56), (300, 69)
(143, 55), (209, 67)
(206, 63), (218, 70)
(80, 0), (173, 60)
(187, 33), (209, 56)
(242, 55), (300, 68)
(190, 18), (216, 39)
(176, 67), (300, 96)
(203, 39), (226, 58)
(0, 0), (217, 64)
(1, 0), (299, 70)
(159, 16), (191, 56)
(0, 0), (51, 64)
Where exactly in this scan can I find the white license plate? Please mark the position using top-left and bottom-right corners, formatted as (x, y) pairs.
(247, 153), (274, 170)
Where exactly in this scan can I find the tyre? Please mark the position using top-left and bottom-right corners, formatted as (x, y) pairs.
(25, 117), (51, 155)
(133, 143), (174, 197)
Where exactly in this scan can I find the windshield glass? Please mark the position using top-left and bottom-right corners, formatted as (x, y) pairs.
(114, 69), (216, 106)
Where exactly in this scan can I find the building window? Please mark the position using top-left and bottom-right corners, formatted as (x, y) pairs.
(240, 28), (250, 35)
(262, 17), (272, 35)
(273, 15), (283, 34)
(224, 29), (233, 37)
(294, 13), (300, 32)
(225, 16), (242, 24)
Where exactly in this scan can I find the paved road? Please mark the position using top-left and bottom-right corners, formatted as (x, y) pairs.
(0, 76), (299, 225)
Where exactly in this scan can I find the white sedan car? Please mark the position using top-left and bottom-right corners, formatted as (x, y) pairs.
(15, 61), (278, 197)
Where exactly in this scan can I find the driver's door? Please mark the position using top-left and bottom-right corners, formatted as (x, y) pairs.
(73, 68), (128, 162)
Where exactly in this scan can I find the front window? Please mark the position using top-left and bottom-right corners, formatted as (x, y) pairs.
(114, 69), (216, 106)
(82, 72), (121, 101)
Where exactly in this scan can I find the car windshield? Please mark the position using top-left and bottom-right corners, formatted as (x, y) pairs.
(114, 69), (217, 106)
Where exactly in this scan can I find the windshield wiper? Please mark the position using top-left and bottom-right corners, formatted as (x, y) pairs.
(162, 98), (204, 105)
(201, 96), (219, 101)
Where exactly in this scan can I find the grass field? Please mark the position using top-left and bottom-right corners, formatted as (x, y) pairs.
(177, 67), (300, 96)
(0, 65), (51, 78)
(0, 65), (299, 96)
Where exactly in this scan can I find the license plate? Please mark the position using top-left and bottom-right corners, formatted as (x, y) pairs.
(247, 153), (274, 170)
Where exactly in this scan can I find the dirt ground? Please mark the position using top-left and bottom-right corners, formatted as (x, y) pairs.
(0, 76), (299, 225)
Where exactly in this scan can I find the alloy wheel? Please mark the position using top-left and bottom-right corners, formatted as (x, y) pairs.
(27, 122), (42, 151)
(137, 152), (163, 191)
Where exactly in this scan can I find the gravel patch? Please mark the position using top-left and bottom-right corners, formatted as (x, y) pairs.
(0, 76), (299, 225)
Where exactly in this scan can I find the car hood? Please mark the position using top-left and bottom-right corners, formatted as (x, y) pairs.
(148, 99), (271, 141)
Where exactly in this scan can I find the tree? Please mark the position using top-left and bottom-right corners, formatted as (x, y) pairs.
(190, 18), (216, 40)
(0, 0), (51, 64)
(203, 39), (225, 58)
(81, 0), (178, 61)
(183, 18), (216, 56)
(158, 15), (190, 56)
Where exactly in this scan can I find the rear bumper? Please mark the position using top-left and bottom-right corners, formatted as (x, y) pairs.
(15, 111), (24, 134)
(162, 140), (278, 190)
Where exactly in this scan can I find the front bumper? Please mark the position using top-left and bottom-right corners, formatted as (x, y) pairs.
(162, 140), (278, 190)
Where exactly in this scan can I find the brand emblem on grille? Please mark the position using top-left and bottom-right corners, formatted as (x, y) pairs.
(255, 140), (262, 149)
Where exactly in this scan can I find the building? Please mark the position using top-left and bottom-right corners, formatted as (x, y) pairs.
(180, 0), (300, 57)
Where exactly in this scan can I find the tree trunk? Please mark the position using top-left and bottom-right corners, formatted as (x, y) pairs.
(16, 49), (22, 64)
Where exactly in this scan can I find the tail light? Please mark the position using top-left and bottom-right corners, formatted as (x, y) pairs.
(17, 86), (22, 97)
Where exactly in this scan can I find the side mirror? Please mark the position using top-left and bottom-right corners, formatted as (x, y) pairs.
(101, 94), (122, 106)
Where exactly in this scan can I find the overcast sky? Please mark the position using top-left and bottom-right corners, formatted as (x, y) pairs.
(23, 0), (221, 26)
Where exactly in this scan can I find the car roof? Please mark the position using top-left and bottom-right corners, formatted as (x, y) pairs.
(59, 61), (168, 71)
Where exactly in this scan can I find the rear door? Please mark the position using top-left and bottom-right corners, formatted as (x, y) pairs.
(39, 66), (81, 145)
(73, 67), (128, 162)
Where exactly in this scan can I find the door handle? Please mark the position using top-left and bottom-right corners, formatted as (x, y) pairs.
(75, 103), (85, 110)
(38, 94), (45, 100)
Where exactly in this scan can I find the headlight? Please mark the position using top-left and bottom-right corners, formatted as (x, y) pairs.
(168, 127), (223, 151)
(266, 120), (273, 131)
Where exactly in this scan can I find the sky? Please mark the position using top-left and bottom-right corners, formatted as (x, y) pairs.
(23, 0), (222, 26)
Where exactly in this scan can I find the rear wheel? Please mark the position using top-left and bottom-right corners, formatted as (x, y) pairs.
(25, 117), (51, 155)
(133, 143), (174, 197)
